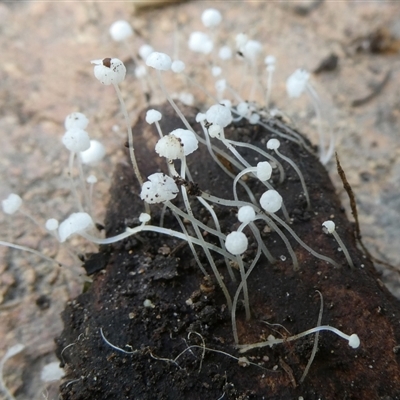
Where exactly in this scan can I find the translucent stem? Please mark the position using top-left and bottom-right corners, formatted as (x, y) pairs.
(274, 147), (311, 210)
(68, 151), (83, 212)
(156, 70), (193, 132)
(112, 84), (143, 188)
(268, 213), (341, 268)
(0, 240), (67, 267)
(238, 325), (359, 352)
(332, 230), (354, 268)
(232, 242), (262, 344)
(79, 225), (236, 262)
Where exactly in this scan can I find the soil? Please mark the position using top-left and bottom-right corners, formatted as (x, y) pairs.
(56, 103), (400, 399)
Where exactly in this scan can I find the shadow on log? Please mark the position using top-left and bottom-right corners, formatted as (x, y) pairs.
(56, 103), (400, 399)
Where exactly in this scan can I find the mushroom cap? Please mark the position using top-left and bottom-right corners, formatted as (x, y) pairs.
(138, 44), (154, 60)
(322, 220), (336, 234)
(171, 60), (186, 73)
(188, 31), (213, 54)
(260, 190), (283, 213)
(225, 231), (248, 255)
(64, 112), (89, 131)
(62, 128), (91, 153)
(201, 8), (222, 28)
(348, 334), (360, 349)
(2, 193), (23, 215)
(45, 218), (59, 231)
(206, 104), (232, 128)
(170, 128), (198, 156)
(219, 46), (232, 60)
(257, 161), (272, 181)
(91, 58), (126, 85)
(140, 173), (179, 204)
(155, 135), (183, 160)
(267, 138), (280, 150)
(58, 212), (94, 243)
(109, 20), (133, 42)
(145, 109), (162, 124)
(286, 68), (310, 98)
(80, 140), (106, 165)
(146, 52), (172, 71)
(238, 206), (256, 224)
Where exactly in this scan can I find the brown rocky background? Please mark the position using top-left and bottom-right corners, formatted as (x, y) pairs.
(0, 0), (399, 398)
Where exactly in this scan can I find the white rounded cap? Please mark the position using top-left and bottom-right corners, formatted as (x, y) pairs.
(188, 31), (213, 54)
(140, 173), (179, 204)
(260, 190), (283, 213)
(264, 55), (276, 65)
(348, 334), (360, 349)
(267, 138), (280, 150)
(135, 65), (147, 78)
(219, 46), (232, 60)
(225, 231), (248, 255)
(91, 58), (126, 85)
(211, 66), (222, 77)
(237, 102), (249, 117)
(219, 99), (232, 108)
(145, 109), (162, 124)
(238, 206), (256, 224)
(109, 20), (133, 42)
(257, 161), (272, 181)
(249, 113), (260, 124)
(322, 220), (336, 234)
(196, 113), (206, 123)
(80, 140), (106, 165)
(206, 104), (232, 128)
(286, 69), (310, 98)
(146, 52), (172, 71)
(171, 60), (185, 73)
(139, 213), (151, 223)
(235, 33), (248, 50)
(62, 128), (91, 153)
(215, 79), (226, 93)
(208, 124), (224, 139)
(45, 218), (59, 231)
(86, 175), (97, 184)
(2, 193), (22, 215)
(58, 212), (94, 243)
(64, 112), (89, 131)
(155, 135), (183, 160)
(242, 40), (262, 62)
(201, 8), (222, 28)
(170, 129), (198, 156)
(178, 92), (194, 106)
(138, 44), (154, 60)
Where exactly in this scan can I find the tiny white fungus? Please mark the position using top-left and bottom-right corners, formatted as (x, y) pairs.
(80, 140), (106, 165)
(58, 212), (94, 243)
(2, 193), (23, 215)
(225, 231), (248, 255)
(188, 31), (213, 54)
(238, 206), (256, 224)
(64, 112), (89, 131)
(62, 128), (91, 153)
(145, 109), (162, 124)
(256, 161), (272, 181)
(206, 104), (232, 128)
(146, 52), (172, 71)
(260, 190), (283, 213)
(171, 60), (185, 73)
(201, 8), (222, 28)
(286, 69), (310, 98)
(91, 58), (126, 85)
